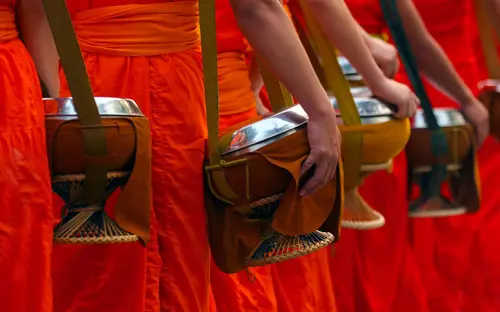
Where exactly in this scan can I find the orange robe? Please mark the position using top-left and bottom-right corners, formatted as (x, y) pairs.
(0, 1), (53, 311)
(52, 1), (210, 311)
(461, 4), (500, 312)
(330, 1), (429, 311)
(209, 1), (277, 311)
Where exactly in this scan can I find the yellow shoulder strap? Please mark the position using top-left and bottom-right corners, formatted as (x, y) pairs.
(298, 0), (361, 126)
(199, 0), (293, 203)
(298, 0), (363, 187)
(42, 0), (109, 204)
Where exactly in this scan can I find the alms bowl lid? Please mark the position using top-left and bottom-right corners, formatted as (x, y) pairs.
(44, 97), (144, 116)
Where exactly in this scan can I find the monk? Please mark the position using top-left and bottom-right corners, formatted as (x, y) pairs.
(267, 0), (421, 311)
(0, 0), (58, 311)
(209, 0), (277, 311)
(52, 0), (346, 311)
(329, 0), (488, 311)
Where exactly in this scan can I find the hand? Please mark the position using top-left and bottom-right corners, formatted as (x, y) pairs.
(255, 95), (270, 116)
(370, 78), (420, 119)
(461, 98), (489, 148)
(300, 108), (341, 197)
(368, 37), (400, 79)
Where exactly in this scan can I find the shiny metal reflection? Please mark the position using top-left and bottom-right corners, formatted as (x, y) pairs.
(222, 95), (397, 156)
(331, 96), (394, 117)
(44, 97), (144, 117)
(338, 56), (363, 81)
(221, 105), (308, 156)
(412, 108), (466, 129)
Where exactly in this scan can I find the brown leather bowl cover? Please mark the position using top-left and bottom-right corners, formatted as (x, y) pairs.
(46, 118), (137, 174)
(406, 125), (474, 168)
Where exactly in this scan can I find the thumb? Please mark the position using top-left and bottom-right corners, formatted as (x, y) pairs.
(301, 153), (317, 177)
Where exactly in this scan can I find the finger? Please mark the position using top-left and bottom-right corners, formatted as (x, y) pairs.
(299, 162), (328, 197)
(300, 153), (317, 177)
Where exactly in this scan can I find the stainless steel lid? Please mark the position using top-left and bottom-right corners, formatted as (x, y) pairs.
(412, 108), (467, 129)
(221, 105), (308, 156)
(350, 87), (373, 98)
(44, 97), (144, 117)
(222, 95), (397, 156)
(338, 56), (363, 81)
(331, 96), (394, 118)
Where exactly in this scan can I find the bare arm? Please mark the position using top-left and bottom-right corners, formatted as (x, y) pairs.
(230, 0), (340, 196)
(17, 0), (59, 97)
(396, 0), (475, 105)
(397, 0), (489, 145)
(229, 0), (334, 120)
(247, 55), (270, 115)
(247, 54), (264, 95)
(303, 0), (387, 90)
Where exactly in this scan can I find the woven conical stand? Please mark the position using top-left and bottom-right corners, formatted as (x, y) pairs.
(53, 171), (138, 244)
(341, 187), (385, 230)
(240, 193), (335, 267)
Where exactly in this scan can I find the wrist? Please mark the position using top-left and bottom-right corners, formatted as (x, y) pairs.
(305, 98), (337, 123)
(457, 90), (477, 108)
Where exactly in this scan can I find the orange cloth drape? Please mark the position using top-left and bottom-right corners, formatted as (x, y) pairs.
(0, 2), (53, 311)
(217, 52), (256, 119)
(53, 2), (211, 312)
(210, 1), (276, 311)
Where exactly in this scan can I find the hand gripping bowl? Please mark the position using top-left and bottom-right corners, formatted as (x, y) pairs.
(478, 80), (500, 138)
(294, 3), (410, 231)
(405, 108), (480, 217)
(45, 97), (151, 244)
(331, 93), (410, 229)
(206, 104), (342, 273)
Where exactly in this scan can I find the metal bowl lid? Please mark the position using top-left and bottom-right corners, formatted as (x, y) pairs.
(338, 56), (363, 82)
(337, 56), (357, 75)
(412, 108), (467, 129)
(350, 87), (373, 98)
(44, 97), (144, 117)
(221, 105), (308, 156)
(331, 96), (394, 117)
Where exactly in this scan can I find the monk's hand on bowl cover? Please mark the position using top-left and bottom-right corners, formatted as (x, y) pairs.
(300, 109), (341, 197)
(371, 78), (419, 119)
(461, 98), (489, 148)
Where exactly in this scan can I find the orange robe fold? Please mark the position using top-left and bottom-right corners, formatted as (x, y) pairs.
(53, 1), (210, 312)
(0, 2), (53, 311)
(209, 1), (276, 311)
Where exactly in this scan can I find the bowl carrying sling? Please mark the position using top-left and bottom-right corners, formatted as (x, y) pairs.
(380, 0), (480, 216)
(199, 0), (343, 273)
(41, 0), (152, 244)
(474, 0), (500, 138)
(296, 0), (411, 230)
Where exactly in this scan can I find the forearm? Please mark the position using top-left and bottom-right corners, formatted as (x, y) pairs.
(17, 1), (59, 97)
(247, 55), (264, 95)
(411, 38), (475, 105)
(304, 0), (386, 89)
(230, 0), (334, 120)
(396, 0), (474, 106)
